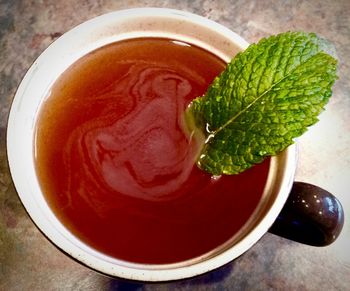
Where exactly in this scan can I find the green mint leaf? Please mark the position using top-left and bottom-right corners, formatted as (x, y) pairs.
(186, 32), (338, 175)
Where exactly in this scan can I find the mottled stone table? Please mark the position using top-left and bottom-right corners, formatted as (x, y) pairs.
(1, 0), (349, 290)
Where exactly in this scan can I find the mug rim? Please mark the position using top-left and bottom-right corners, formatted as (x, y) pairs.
(7, 7), (297, 281)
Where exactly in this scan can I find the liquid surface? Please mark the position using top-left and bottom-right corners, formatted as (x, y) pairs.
(35, 38), (270, 264)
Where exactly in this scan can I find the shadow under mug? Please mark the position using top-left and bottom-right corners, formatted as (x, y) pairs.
(7, 8), (344, 282)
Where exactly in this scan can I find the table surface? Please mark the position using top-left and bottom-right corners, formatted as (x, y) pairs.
(1, 1), (349, 290)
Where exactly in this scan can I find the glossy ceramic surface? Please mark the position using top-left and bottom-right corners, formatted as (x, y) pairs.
(7, 8), (298, 281)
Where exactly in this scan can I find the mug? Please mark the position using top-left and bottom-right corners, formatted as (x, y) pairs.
(7, 8), (343, 282)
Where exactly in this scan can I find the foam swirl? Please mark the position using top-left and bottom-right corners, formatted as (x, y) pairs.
(64, 62), (201, 209)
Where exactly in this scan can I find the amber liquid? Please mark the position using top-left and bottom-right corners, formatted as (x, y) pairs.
(35, 38), (270, 264)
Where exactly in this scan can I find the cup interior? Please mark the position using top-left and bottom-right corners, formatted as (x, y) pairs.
(7, 8), (297, 281)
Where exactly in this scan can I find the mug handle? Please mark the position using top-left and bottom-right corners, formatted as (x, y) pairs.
(268, 181), (344, 246)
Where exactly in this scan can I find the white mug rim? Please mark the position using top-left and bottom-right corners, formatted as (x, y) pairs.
(6, 8), (297, 281)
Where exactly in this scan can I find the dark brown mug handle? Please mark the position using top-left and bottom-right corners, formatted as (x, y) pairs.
(268, 181), (344, 246)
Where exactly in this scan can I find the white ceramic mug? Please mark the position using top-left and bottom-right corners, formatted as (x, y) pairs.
(7, 8), (342, 282)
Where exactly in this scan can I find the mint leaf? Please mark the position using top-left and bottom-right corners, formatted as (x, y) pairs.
(186, 32), (338, 175)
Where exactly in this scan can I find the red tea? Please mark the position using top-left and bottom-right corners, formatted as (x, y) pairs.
(35, 38), (270, 264)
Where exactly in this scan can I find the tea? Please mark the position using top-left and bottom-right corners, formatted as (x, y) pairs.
(35, 38), (270, 264)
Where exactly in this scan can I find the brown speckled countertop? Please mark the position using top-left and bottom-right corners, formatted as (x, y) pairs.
(1, 1), (349, 290)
